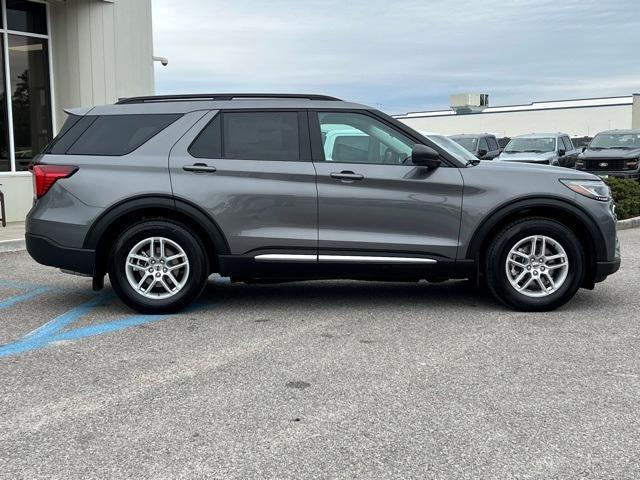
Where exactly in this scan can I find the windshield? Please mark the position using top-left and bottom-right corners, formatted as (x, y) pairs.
(589, 133), (640, 149)
(423, 133), (478, 162)
(451, 137), (477, 153)
(505, 137), (556, 153)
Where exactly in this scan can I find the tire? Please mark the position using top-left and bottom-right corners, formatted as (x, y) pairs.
(108, 220), (209, 313)
(485, 217), (584, 311)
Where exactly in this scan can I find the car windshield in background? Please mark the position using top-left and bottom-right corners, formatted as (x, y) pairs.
(590, 133), (640, 149)
(505, 137), (556, 153)
(426, 134), (478, 162)
(451, 137), (478, 153)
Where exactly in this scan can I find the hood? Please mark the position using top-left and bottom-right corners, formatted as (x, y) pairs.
(580, 148), (640, 160)
(471, 158), (599, 179)
(496, 151), (556, 162)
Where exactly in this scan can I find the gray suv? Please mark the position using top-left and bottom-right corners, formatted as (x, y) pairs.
(26, 94), (620, 313)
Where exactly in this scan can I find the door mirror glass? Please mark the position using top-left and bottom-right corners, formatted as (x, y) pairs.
(411, 145), (441, 168)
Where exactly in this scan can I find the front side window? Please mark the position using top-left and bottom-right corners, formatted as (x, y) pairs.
(562, 137), (573, 151)
(224, 111), (299, 161)
(487, 137), (499, 151)
(478, 137), (489, 152)
(318, 112), (413, 165)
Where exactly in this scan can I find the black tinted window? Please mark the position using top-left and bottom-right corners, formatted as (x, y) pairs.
(67, 114), (181, 156)
(7, 0), (47, 34)
(563, 137), (573, 151)
(189, 115), (222, 158)
(487, 137), (499, 151)
(224, 112), (299, 161)
(479, 137), (489, 152)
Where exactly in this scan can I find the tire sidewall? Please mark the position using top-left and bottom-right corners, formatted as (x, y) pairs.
(108, 221), (208, 313)
(488, 220), (584, 311)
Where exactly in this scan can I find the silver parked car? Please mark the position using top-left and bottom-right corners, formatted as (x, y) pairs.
(497, 133), (580, 167)
(26, 94), (619, 313)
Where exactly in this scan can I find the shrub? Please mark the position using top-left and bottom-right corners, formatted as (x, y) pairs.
(605, 177), (640, 220)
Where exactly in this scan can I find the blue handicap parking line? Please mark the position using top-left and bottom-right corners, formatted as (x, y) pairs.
(0, 286), (50, 310)
(0, 289), (172, 358)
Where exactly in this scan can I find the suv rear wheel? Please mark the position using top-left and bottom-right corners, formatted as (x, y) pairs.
(485, 218), (584, 311)
(108, 220), (209, 313)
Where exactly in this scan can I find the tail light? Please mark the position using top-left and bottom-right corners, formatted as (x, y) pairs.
(29, 164), (78, 199)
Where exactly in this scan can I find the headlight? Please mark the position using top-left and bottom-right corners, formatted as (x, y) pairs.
(560, 179), (611, 201)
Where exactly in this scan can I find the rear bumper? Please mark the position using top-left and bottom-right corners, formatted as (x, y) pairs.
(594, 257), (621, 283)
(25, 233), (95, 275)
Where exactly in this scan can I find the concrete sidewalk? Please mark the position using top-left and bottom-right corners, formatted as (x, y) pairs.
(0, 222), (25, 253)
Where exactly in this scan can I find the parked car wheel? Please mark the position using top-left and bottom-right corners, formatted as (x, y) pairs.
(485, 218), (584, 311)
(108, 220), (209, 313)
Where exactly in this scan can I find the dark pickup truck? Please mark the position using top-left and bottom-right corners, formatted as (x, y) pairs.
(576, 129), (640, 181)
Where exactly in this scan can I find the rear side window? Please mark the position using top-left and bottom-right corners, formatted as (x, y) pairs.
(224, 112), (299, 161)
(190, 111), (300, 161)
(66, 114), (181, 156)
(487, 137), (499, 151)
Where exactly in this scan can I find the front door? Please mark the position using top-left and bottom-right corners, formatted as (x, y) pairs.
(310, 110), (464, 264)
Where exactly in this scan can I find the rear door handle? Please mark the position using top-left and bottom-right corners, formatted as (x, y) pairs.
(330, 171), (364, 181)
(183, 163), (217, 173)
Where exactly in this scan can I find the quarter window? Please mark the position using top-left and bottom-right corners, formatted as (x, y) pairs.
(317, 112), (414, 165)
(189, 114), (222, 159)
(66, 114), (181, 156)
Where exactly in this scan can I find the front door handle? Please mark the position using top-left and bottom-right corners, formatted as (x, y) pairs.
(330, 171), (364, 181)
(183, 163), (217, 173)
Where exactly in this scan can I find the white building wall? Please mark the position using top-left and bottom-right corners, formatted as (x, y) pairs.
(397, 104), (633, 138)
(49, 0), (155, 129)
(2, 0), (155, 223)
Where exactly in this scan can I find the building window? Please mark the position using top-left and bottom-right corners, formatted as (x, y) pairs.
(0, 0), (52, 173)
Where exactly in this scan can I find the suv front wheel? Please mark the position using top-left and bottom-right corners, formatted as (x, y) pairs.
(108, 220), (209, 313)
(485, 218), (585, 311)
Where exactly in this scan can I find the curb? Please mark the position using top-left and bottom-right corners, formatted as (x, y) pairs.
(0, 238), (26, 253)
(617, 216), (640, 231)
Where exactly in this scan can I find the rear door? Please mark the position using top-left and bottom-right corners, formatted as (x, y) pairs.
(169, 109), (318, 260)
(310, 110), (464, 263)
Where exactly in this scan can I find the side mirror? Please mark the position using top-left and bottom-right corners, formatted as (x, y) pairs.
(478, 148), (488, 158)
(558, 148), (566, 156)
(411, 144), (441, 169)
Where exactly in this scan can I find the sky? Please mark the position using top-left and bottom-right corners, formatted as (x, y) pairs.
(152, 0), (640, 115)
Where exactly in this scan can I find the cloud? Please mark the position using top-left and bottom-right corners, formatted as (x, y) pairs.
(152, 0), (640, 114)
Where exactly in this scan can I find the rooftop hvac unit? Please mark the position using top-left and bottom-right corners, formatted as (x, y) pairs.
(450, 93), (489, 114)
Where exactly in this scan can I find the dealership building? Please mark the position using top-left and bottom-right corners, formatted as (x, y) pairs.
(395, 93), (640, 139)
(0, 0), (154, 222)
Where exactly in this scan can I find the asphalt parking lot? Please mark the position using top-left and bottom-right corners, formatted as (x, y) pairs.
(0, 228), (639, 480)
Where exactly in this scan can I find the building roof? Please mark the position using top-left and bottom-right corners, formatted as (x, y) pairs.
(395, 95), (634, 119)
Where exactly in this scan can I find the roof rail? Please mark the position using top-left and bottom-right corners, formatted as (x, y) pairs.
(116, 93), (342, 104)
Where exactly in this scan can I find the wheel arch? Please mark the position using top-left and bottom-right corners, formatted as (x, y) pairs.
(466, 197), (606, 287)
(84, 194), (230, 276)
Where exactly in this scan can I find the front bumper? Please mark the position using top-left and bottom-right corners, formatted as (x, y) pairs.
(579, 169), (639, 180)
(26, 233), (95, 275)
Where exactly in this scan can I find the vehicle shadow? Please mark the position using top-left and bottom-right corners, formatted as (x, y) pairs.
(198, 277), (500, 311)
